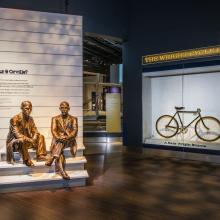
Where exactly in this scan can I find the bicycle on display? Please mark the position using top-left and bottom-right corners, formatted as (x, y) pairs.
(156, 107), (220, 142)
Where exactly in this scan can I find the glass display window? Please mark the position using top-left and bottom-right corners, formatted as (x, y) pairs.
(142, 64), (220, 152)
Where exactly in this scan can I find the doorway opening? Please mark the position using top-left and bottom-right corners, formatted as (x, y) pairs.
(83, 33), (123, 140)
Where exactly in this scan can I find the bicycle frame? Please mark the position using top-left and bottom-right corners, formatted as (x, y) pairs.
(167, 109), (209, 132)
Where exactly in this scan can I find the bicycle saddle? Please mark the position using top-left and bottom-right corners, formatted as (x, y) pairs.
(175, 106), (185, 110)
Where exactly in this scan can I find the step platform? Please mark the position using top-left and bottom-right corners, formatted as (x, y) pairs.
(0, 170), (89, 193)
(0, 145), (88, 193)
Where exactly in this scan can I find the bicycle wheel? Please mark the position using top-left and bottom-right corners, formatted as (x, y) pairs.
(195, 116), (220, 142)
(156, 115), (179, 138)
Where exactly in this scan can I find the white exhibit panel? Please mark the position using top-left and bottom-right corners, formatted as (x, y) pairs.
(143, 65), (220, 152)
(0, 8), (88, 193)
(0, 8), (83, 153)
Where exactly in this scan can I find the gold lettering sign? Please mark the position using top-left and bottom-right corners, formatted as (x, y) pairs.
(142, 46), (220, 65)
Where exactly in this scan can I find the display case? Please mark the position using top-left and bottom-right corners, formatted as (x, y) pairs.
(142, 63), (220, 153)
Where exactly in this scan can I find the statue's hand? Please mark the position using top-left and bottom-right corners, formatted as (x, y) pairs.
(23, 137), (34, 144)
(29, 139), (35, 145)
(59, 135), (68, 142)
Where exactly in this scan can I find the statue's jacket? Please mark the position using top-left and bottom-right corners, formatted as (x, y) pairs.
(7, 113), (39, 145)
(50, 114), (78, 156)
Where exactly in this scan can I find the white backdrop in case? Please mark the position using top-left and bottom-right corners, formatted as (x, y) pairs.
(0, 8), (83, 152)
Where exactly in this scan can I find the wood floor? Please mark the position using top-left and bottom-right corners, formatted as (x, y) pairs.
(1, 143), (220, 220)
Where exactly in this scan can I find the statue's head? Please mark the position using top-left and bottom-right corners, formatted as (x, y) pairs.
(59, 101), (70, 117)
(21, 101), (32, 117)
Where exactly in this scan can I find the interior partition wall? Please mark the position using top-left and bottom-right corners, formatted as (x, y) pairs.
(0, 8), (83, 155)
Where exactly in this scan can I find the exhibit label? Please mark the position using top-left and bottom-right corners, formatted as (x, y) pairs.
(142, 46), (220, 65)
(163, 141), (207, 148)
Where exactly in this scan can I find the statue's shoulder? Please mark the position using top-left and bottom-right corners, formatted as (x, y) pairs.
(52, 115), (61, 120)
(11, 113), (22, 122)
(69, 115), (77, 121)
(10, 114), (25, 126)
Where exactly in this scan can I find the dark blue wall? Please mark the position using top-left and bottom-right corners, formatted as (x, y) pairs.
(0, 0), (128, 39)
(123, 1), (220, 147)
(68, 0), (129, 39)
(0, 0), (63, 13)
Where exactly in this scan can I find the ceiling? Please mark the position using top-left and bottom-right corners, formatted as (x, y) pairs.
(83, 33), (122, 74)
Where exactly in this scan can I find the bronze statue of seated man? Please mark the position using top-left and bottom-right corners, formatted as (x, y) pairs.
(6, 101), (47, 166)
(45, 101), (78, 180)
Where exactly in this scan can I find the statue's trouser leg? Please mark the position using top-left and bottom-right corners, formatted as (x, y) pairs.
(20, 142), (31, 162)
(36, 134), (47, 158)
(51, 142), (64, 170)
(55, 154), (70, 179)
(70, 144), (77, 157)
(51, 142), (70, 179)
(6, 142), (14, 163)
(55, 154), (65, 173)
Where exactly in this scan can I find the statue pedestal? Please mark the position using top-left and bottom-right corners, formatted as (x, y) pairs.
(0, 144), (88, 193)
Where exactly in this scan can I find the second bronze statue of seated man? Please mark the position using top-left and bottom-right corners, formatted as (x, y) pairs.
(46, 101), (78, 180)
(45, 101), (78, 179)
(6, 101), (47, 166)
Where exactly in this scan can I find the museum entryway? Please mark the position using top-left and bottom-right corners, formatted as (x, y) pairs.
(83, 33), (123, 148)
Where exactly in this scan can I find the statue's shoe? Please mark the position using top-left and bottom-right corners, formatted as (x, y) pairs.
(37, 155), (47, 161)
(7, 159), (15, 165)
(24, 160), (35, 167)
(57, 171), (70, 180)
